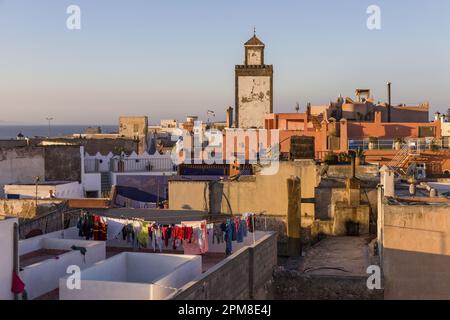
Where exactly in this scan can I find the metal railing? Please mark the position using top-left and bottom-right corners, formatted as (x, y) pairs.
(109, 158), (175, 173)
(349, 138), (446, 151)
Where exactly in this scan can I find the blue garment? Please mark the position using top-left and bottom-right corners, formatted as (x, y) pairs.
(231, 221), (237, 241)
(237, 220), (245, 243)
(225, 221), (233, 255)
(242, 220), (248, 237)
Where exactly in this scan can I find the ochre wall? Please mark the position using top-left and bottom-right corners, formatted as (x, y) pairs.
(382, 204), (450, 299)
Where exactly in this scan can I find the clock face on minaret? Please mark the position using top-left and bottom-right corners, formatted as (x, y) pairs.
(235, 33), (273, 129)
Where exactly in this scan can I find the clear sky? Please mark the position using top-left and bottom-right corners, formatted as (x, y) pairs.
(1, 0), (449, 125)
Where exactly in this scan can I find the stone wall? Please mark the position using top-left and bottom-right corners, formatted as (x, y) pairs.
(237, 75), (272, 129)
(44, 145), (81, 182)
(0, 199), (63, 219)
(172, 232), (277, 300)
(315, 182), (378, 234)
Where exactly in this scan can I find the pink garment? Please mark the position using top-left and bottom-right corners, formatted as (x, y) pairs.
(182, 221), (208, 255)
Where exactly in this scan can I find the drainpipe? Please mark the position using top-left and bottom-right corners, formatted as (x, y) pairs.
(387, 82), (392, 123)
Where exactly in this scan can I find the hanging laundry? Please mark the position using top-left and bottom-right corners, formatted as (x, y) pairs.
(213, 224), (224, 244)
(105, 218), (126, 240)
(137, 222), (149, 248)
(122, 224), (135, 243)
(225, 219), (233, 255)
(182, 221), (208, 255)
(237, 220), (246, 243)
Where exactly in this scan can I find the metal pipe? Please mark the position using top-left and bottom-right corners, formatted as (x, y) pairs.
(387, 82), (392, 123)
(13, 222), (19, 300)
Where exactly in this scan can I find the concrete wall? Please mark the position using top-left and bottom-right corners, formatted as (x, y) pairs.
(172, 232), (277, 300)
(347, 118), (440, 140)
(0, 146), (84, 198)
(169, 161), (317, 250)
(82, 173), (101, 195)
(169, 161), (317, 224)
(0, 147), (45, 198)
(19, 238), (106, 300)
(326, 165), (379, 178)
(0, 218), (17, 300)
(380, 203), (450, 299)
(55, 182), (83, 198)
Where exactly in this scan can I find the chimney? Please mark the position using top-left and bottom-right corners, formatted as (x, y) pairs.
(387, 82), (392, 122)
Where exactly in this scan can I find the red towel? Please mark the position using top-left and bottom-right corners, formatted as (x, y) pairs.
(11, 272), (25, 294)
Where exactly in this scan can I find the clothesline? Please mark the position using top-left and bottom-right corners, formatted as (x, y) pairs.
(76, 212), (257, 256)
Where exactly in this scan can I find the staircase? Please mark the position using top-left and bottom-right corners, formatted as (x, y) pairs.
(387, 140), (421, 176)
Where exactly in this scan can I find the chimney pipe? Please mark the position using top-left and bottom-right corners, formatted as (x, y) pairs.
(387, 82), (392, 123)
(349, 150), (356, 178)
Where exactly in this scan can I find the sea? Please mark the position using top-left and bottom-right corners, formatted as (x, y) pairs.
(0, 125), (119, 139)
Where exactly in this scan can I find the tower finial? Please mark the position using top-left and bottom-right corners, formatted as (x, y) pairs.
(253, 26), (256, 36)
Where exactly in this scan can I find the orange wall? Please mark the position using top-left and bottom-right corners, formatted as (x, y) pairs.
(347, 113), (441, 140)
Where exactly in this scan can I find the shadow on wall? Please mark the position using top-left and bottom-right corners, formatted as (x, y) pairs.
(384, 125), (414, 138)
(383, 247), (450, 300)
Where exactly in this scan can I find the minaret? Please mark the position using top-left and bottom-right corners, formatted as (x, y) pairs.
(235, 31), (273, 129)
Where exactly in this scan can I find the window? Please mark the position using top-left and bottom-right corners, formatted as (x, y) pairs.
(418, 126), (435, 138)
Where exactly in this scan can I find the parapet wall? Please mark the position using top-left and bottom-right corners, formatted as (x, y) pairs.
(172, 232), (277, 300)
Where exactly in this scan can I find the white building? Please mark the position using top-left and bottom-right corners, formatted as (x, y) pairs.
(59, 253), (202, 300)
(0, 217), (17, 300)
(82, 150), (176, 198)
(19, 233), (106, 299)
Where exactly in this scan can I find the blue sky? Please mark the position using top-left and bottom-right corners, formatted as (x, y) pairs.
(0, 0), (449, 125)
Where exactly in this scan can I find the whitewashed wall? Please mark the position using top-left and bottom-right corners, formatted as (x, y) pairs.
(59, 253), (200, 300)
(19, 238), (105, 300)
(0, 218), (17, 300)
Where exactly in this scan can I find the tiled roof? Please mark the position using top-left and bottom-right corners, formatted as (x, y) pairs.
(245, 35), (265, 46)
